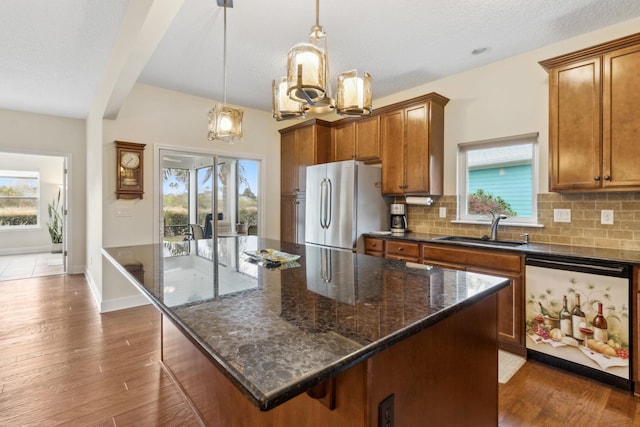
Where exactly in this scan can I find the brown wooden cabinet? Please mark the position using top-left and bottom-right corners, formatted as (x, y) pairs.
(279, 120), (331, 196)
(280, 196), (305, 244)
(380, 93), (448, 196)
(541, 32), (640, 191)
(279, 120), (330, 242)
(364, 237), (385, 257)
(422, 243), (525, 355)
(331, 116), (381, 163)
(385, 240), (420, 263)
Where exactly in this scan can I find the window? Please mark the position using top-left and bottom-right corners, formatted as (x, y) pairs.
(457, 133), (538, 224)
(0, 170), (40, 228)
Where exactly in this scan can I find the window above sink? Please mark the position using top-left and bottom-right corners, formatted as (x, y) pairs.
(457, 132), (539, 225)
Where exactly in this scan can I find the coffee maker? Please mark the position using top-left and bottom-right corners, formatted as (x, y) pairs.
(390, 203), (407, 234)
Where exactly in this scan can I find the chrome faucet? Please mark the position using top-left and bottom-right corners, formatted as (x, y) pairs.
(489, 211), (507, 241)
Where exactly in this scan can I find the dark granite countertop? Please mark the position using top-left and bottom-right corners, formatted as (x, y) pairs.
(365, 232), (640, 264)
(103, 236), (509, 411)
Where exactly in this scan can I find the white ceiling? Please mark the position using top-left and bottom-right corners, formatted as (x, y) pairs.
(2, 0), (640, 119)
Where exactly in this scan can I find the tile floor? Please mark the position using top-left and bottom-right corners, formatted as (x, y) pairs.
(0, 252), (64, 281)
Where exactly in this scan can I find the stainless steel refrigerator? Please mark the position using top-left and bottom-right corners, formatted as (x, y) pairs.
(305, 160), (388, 253)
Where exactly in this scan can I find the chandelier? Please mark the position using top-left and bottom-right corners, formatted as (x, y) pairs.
(208, 0), (243, 143)
(272, 0), (372, 121)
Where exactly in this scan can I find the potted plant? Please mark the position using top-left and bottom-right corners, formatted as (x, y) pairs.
(47, 189), (63, 253)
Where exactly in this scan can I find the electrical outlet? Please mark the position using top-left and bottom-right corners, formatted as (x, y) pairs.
(601, 209), (614, 225)
(439, 207), (446, 218)
(553, 208), (571, 223)
(378, 394), (394, 427)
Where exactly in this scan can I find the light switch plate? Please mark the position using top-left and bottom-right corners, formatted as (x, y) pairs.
(601, 210), (614, 225)
(439, 207), (446, 218)
(553, 208), (571, 223)
(115, 207), (133, 217)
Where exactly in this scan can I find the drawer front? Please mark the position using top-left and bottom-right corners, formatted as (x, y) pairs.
(365, 237), (385, 253)
(386, 241), (420, 258)
(422, 244), (521, 273)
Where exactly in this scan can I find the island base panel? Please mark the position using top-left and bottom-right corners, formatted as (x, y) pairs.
(162, 293), (498, 426)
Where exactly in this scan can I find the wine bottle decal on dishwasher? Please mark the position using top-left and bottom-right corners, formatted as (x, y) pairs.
(571, 294), (586, 342)
(592, 302), (608, 342)
(559, 295), (572, 337)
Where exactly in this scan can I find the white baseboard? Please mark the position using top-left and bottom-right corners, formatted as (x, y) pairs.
(84, 268), (150, 313)
(0, 246), (50, 255)
(100, 293), (150, 313)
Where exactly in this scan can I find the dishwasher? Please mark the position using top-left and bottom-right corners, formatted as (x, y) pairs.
(525, 254), (632, 390)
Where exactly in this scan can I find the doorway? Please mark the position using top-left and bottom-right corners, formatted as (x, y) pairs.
(0, 152), (67, 281)
(159, 149), (261, 242)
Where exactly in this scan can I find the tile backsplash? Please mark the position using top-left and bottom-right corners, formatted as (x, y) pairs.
(407, 192), (640, 251)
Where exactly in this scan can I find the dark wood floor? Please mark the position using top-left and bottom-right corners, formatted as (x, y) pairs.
(0, 274), (200, 426)
(2, 274), (640, 426)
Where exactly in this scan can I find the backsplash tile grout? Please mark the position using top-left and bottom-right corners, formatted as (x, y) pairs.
(407, 193), (640, 251)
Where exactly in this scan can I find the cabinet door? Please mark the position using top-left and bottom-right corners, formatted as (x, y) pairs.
(381, 110), (405, 195)
(280, 131), (297, 195)
(332, 122), (355, 162)
(603, 44), (640, 189)
(404, 103), (431, 194)
(549, 58), (602, 190)
(295, 125), (317, 195)
(280, 197), (305, 244)
(355, 116), (381, 161)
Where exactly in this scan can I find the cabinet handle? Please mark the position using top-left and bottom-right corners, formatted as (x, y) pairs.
(398, 247), (404, 251)
(604, 175), (611, 181)
(372, 243), (377, 247)
(593, 176), (601, 181)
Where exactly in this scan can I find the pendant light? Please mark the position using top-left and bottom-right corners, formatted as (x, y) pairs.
(272, 0), (372, 120)
(208, 0), (243, 143)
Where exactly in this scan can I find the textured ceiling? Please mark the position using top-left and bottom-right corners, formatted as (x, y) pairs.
(2, 0), (640, 119)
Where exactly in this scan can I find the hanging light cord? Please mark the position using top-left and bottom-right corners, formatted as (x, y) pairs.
(222, 0), (228, 105)
(309, 0), (331, 100)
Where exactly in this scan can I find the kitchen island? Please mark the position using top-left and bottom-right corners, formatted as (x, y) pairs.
(103, 236), (510, 426)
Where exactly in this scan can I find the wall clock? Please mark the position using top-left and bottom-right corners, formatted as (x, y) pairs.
(115, 141), (146, 199)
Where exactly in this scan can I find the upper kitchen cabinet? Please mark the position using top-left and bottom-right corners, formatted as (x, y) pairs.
(541, 32), (640, 191)
(331, 116), (381, 163)
(279, 119), (331, 196)
(380, 93), (449, 196)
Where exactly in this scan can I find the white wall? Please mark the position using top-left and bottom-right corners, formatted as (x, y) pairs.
(99, 83), (281, 310)
(373, 16), (640, 197)
(0, 108), (86, 273)
(102, 83), (282, 246)
(0, 153), (64, 254)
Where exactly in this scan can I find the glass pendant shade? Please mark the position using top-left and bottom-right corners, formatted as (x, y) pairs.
(336, 70), (372, 116)
(208, 104), (243, 144)
(272, 78), (307, 121)
(287, 43), (326, 104)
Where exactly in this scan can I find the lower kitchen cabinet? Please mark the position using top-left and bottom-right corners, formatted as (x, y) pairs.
(364, 237), (525, 354)
(364, 237), (385, 257)
(385, 240), (420, 263)
(280, 196), (305, 244)
(422, 244), (525, 355)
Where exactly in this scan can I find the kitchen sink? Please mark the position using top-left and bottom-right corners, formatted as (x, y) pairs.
(432, 235), (526, 248)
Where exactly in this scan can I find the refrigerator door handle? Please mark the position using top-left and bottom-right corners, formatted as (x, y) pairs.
(325, 178), (332, 229)
(319, 179), (327, 229)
